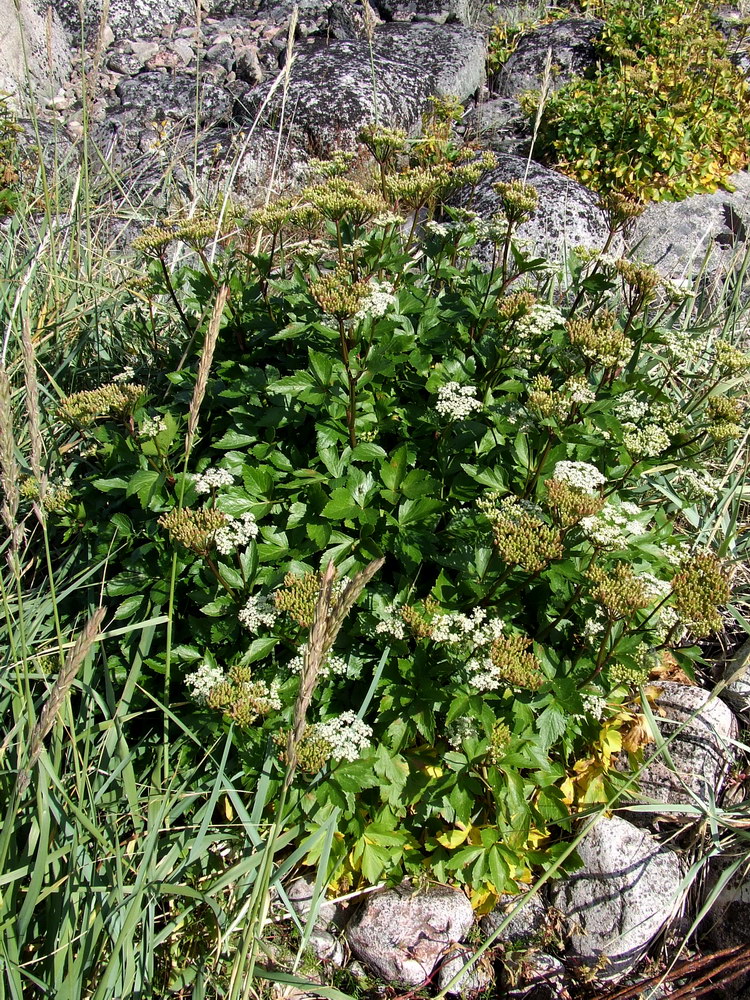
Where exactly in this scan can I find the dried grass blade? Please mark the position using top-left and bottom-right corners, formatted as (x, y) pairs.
(185, 284), (229, 455)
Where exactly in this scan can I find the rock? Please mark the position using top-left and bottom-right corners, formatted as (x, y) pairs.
(467, 96), (532, 155)
(308, 928), (347, 965)
(698, 855), (750, 999)
(722, 638), (750, 715)
(373, 0), (471, 25)
(55, 0), (204, 44)
(550, 815), (683, 979)
(626, 170), (750, 282)
(286, 876), (342, 928)
(129, 39), (162, 62)
(115, 72), (233, 124)
(172, 39), (196, 65)
(504, 952), (567, 999)
(240, 22), (486, 156)
(633, 681), (739, 815)
(457, 153), (615, 268)
(437, 946), (494, 995)
(480, 890), (547, 945)
(495, 18), (603, 99)
(235, 44), (264, 82)
(0, 0), (73, 109)
(346, 882), (474, 986)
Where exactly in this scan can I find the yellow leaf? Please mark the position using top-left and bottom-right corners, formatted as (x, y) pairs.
(471, 885), (499, 914)
(436, 827), (472, 849)
(424, 764), (444, 778)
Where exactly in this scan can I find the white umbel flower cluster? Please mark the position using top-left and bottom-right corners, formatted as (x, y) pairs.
(194, 467), (235, 494)
(553, 460), (606, 494)
(316, 712), (373, 762)
(185, 660), (225, 703)
(238, 594), (279, 633)
(355, 279), (397, 320)
(287, 645), (349, 679)
(375, 607), (407, 639)
(465, 656), (503, 692)
(580, 693), (607, 721)
(214, 513), (258, 554)
(580, 500), (646, 548)
(436, 382), (483, 421)
(140, 415), (167, 439)
(430, 608), (505, 647)
(515, 304), (565, 339)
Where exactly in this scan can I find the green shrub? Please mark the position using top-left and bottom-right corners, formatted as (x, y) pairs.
(0, 94), (25, 216)
(26, 135), (747, 912)
(523, 0), (750, 201)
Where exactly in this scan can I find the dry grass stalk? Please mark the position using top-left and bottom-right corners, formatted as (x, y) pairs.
(525, 45), (553, 184)
(0, 365), (22, 559)
(21, 312), (43, 482)
(284, 557), (384, 783)
(185, 284), (229, 456)
(17, 606), (106, 793)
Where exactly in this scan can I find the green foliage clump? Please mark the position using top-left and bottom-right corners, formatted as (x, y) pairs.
(0, 94), (24, 216)
(525, 0), (750, 201)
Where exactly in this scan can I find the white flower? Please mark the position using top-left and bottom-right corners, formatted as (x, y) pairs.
(553, 460), (606, 494)
(580, 500), (648, 548)
(113, 365), (136, 383)
(515, 304), (565, 339)
(140, 415), (167, 439)
(446, 716), (479, 749)
(194, 467), (235, 494)
(375, 611), (407, 639)
(436, 382), (483, 421)
(580, 693), (607, 721)
(372, 212), (405, 227)
(465, 655), (502, 692)
(185, 660), (225, 703)
(565, 376), (596, 405)
(316, 712), (372, 762)
(214, 513), (258, 554)
(355, 279), (397, 321)
(623, 425), (671, 458)
(238, 594), (279, 633)
(639, 572), (671, 604)
(288, 645), (349, 679)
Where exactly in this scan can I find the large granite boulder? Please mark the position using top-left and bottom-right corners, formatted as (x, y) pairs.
(633, 681), (739, 816)
(551, 815), (683, 979)
(238, 22), (486, 155)
(0, 0), (72, 109)
(346, 882), (474, 986)
(115, 72), (234, 125)
(626, 170), (750, 282)
(55, 0), (203, 44)
(495, 18), (603, 99)
(457, 152), (614, 267)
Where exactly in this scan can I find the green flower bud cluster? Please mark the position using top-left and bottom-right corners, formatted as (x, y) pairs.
(486, 719), (512, 765)
(206, 665), (281, 726)
(400, 600), (439, 639)
(158, 507), (227, 555)
(545, 478), (606, 528)
(485, 501), (564, 573)
(307, 151), (356, 178)
(706, 394), (744, 441)
(273, 571), (323, 628)
(489, 634), (544, 690)
(174, 215), (223, 249)
(276, 725), (332, 773)
(249, 201), (294, 234)
(384, 165), (451, 208)
(599, 191), (645, 225)
(57, 383), (145, 426)
(492, 180), (539, 224)
(671, 552), (730, 637)
(615, 259), (660, 301)
(565, 311), (628, 368)
(131, 225), (177, 257)
(588, 563), (652, 620)
(359, 123), (408, 164)
(715, 340), (750, 376)
(498, 290), (536, 323)
(309, 268), (369, 318)
(527, 375), (571, 422)
(288, 204), (323, 236)
(304, 177), (385, 224)
(609, 659), (650, 688)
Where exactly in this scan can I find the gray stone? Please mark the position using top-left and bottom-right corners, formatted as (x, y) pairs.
(480, 890), (547, 945)
(550, 815), (683, 979)
(627, 170), (750, 282)
(373, 0), (471, 25)
(286, 876), (342, 929)
(55, 0), (203, 44)
(504, 952), (566, 999)
(235, 44), (264, 82)
(129, 39), (162, 62)
(115, 72), (233, 124)
(495, 18), (603, 99)
(206, 40), (236, 68)
(172, 39), (196, 64)
(437, 946), (494, 995)
(697, 854), (750, 999)
(633, 681), (738, 815)
(458, 153), (614, 267)
(346, 882), (474, 986)
(239, 23), (485, 155)
(0, 0), (73, 109)
(308, 928), (347, 965)
(466, 96), (532, 155)
(722, 638), (750, 715)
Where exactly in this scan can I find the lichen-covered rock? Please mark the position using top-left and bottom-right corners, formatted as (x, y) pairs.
(346, 883), (474, 986)
(722, 638), (750, 716)
(457, 153), (614, 267)
(373, 0), (471, 24)
(115, 72), (233, 125)
(479, 890), (547, 945)
(466, 96), (532, 155)
(551, 815), (682, 979)
(437, 946), (494, 995)
(0, 0), (72, 108)
(504, 952), (567, 999)
(286, 876), (345, 928)
(239, 22), (486, 155)
(634, 681), (738, 815)
(626, 170), (750, 282)
(495, 18), (603, 99)
(55, 0), (203, 44)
